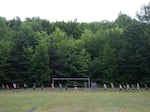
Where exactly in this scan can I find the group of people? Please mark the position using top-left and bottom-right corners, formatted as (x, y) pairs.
(102, 83), (148, 91)
(1, 82), (149, 92)
(1, 84), (10, 90)
(1, 83), (45, 92)
(57, 82), (88, 91)
(57, 82), (149, 91)
(23, 83), (45, 91)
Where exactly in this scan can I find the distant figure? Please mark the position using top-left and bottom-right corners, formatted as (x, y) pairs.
(144, 84), (148, 91)
(17, 83), (20, 89)
(123, 84), (126, 91)
(5, 84), (9, 90)
(84, 82), (87, 90)
(91, 82), (97, 91)
(13, 83), (17, 91)
(74, 82), (77, 90)
(41, 84), (44, 91)
(59, 83), (62, 91)
(119, 84), (122, 91)
(51, 83), (54, 91)
(94, 82), (97, 89)
(126, 83), (130, 91)
(2, 84), (5, 90)
(111, 83), (114, 91)
(65, 83), (68, 91)
(103, 83), (107, 91)
(136, 83), (140, 91)
(91, 82), (94, 89)
(131, 84), (135, 91)
(24, 83), (28, 91)
(33, 83), (36, 92)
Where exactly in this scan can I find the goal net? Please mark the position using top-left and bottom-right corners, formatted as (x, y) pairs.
(52, 78), (90, 88)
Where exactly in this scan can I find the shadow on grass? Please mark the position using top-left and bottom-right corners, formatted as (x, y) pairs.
(27, 106), (38, 112)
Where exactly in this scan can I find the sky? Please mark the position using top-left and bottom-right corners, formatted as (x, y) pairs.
(0, 0), (149, 22)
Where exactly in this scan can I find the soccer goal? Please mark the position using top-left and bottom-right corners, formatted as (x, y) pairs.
(52, 78), (91, 88)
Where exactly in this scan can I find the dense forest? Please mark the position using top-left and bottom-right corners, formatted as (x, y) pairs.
(0, 3), (150, 86)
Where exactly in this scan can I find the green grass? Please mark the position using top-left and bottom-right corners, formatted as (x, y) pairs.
(0, 89), (150, 112)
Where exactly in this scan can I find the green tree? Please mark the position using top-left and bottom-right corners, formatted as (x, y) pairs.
(118, 22), (149, 83)
(0, 40), (12, 83)
(136, 2), (150, 23)
(0, 17), (14, 41)
(115, 13), (135, 28)
(29, 41), (50, 85)
(101, 43), (117, 83)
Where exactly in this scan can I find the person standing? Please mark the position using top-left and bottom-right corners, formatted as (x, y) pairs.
(65, 83), (68, 91)
(84, 82), (88, 91)
(24, 83), (28, 92)
(13, 83), (17, 92)
(103, 83), (107, 91)
(5, 84), (9, 90)
(1, 84), (5, 91)
(119, 84), (122, 91)
(123, 84), (126, 91)
(131, 84), (135, 91)
(74, 82), (77, 90)
(33, 83), (36, 92)
(137, 83), (140, 91)
(59, 83), (62, 91)
(41, 84), (44, 91)
(144, 84), (148, 91)
(126, 83), (130, 91)
(51, 83), (54, 91)
(17, 83), (20, 89)
(111, 83), (114, 91)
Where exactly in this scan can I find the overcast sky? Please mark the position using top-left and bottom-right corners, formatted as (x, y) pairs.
(0, 0), (149, 22)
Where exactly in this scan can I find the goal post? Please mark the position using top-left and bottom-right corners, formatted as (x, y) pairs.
(52, 78), (91, 88)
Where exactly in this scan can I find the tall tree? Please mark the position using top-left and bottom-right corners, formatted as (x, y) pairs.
(0, 40), (12, 83)
(29, 41), (50, 85)
(101, 43), (117, 83)
(136, 2), (150, 24)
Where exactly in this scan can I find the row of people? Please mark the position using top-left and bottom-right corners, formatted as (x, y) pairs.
(103, 83), (148, 91)
(1, 82), (149, 91)
(1, 83), (44, 91)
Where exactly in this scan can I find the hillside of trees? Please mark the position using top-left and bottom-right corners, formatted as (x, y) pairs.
(0, 3), (150, 86)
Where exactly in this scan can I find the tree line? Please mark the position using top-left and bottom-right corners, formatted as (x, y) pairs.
(0, 3), (150, 86)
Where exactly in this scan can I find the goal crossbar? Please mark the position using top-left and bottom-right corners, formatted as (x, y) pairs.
(52, 78), (90, 88)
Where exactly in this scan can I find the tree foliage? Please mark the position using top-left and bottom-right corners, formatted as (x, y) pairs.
(0, 3), (150, 85)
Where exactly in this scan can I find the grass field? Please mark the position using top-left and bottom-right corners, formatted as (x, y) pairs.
(0, 89), (150, 112)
